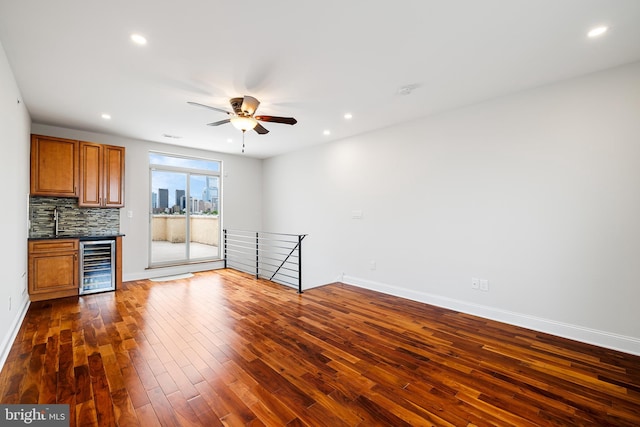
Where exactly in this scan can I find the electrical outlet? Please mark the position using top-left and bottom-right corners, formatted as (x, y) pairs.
(480, 279), (489, 292)
(471, 278), (480, 290)
(369, 261), (376, 270)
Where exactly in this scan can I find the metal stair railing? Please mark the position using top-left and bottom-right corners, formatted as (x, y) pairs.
(223, 229), (307, 293)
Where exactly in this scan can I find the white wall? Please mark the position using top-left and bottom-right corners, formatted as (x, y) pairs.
(0, 40), (31, 368)
(31, 124), (263, 281)
(262, 61), (640, 355)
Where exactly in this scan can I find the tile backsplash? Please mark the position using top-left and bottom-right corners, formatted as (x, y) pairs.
(30, 197), (120, 238)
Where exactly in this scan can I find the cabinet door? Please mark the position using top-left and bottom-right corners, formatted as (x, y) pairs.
(30, 135), (79, 197)
(79, 142), (125, 207)
(29, 251), (78, 295)
(103, 145), (125, 207)
(28, 239), (79, 301)
(79, 141), (103, 207)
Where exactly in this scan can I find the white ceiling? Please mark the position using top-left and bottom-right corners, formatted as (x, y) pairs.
(1, 1), (639, 159)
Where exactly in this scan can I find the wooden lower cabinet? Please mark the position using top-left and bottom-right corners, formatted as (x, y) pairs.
(28, 239), (79, 301)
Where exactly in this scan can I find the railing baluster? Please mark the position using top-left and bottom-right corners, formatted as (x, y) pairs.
(255, 232), (259, 278)
(298, 234), (303, 294)
(223, 229), (227, 269)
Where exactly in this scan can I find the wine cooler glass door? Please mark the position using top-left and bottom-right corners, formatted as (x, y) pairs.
(80, 240), (116, 295)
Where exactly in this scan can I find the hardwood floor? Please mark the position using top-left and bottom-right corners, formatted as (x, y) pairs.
(1, 269), (639, 426)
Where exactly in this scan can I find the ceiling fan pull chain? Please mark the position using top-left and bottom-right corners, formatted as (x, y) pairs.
(242, 130), (246, 153)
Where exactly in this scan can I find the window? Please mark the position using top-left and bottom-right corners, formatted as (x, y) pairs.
(149, 152), (221, 266)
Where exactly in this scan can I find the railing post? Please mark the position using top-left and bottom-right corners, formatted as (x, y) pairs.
(255, 232), (259, 279)
(223, 229), (227, 269)
(297, 234), (303, 294)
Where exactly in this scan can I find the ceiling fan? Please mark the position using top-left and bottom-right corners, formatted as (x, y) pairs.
(188, 95), (297, 152)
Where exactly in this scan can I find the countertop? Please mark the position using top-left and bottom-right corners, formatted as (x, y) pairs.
(28, 234), (125, 241)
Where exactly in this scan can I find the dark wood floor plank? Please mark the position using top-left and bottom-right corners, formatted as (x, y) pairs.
(56, 340), (75, 406)
(193, 379), (231, 421)
(127, 347), (160, 391)
(76, 399), (99, 427)
(88, 352), (116, 427)
(119, 359), (150, 409)
(134, 402), (162, 427)
(186, 394), (225, 427)
(19, 342), (46, 404)
(163, 360), (199, 400)
(39, 335), (58, 404)
(146, 386), (181, 427)
(1, 269), (639, 426)
(110, 387), (139, 427)
(73, 364), (92, 404)
(165, 390), (202, 427)
(248, 384), (300, 426)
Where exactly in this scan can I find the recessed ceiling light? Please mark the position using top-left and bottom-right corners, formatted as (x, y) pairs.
(101, 113), (111, 120)
(344, 113), (353, 120)
(323, 130), (331, 136)
(227, 138), (233, 143)
(397, 83), (419, 95)
(131, 33), (147, 45)
(587, 26), (608, 38)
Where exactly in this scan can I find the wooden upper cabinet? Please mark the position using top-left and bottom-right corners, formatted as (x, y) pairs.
(104, 145), (125, 207)
(30, 134), (124, 207)
(79, 142), (101, 206)
(79, 142), (125, 207)
(30, 135), (79, 197)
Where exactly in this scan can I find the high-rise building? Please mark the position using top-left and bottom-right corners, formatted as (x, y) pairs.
(202, 176), (219, 212)
(176, 189), (186, 209)
(159, 188), (169, 210)
(190, 197), (200, 213)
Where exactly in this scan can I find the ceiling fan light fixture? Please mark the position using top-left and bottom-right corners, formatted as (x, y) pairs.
(587, 26), (608, 38)
(130, 33), (147, 45)
(230, 116), (258, 131)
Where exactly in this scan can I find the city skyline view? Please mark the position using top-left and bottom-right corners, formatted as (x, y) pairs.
(150, 153), (220, 213)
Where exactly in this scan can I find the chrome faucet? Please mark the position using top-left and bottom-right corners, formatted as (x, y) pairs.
(53, 206), (59, 237)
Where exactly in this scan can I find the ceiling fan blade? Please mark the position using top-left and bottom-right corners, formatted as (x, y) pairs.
(255, 115), (297, 125)
(187, 101), (231, 115)
(241, 96), (260, 116)
(254, 123), (269, 134)
(207, 119), (231, 126)
(229, 97), (244, 114)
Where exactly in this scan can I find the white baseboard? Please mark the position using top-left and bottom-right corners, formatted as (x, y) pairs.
(342, 275), (640, 357)
(0, 297), (30, 372)
(123, 261), (225, 282)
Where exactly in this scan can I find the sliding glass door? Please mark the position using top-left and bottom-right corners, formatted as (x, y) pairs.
(149, 153), (221, 266)
(188, 174), (219, 260)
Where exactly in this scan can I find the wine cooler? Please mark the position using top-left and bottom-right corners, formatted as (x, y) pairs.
(80, 239), (116, 295)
